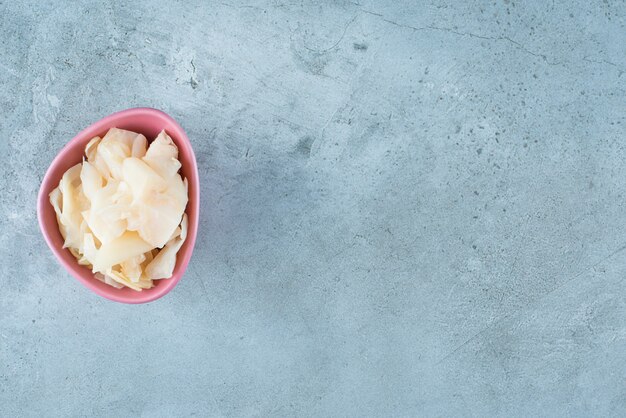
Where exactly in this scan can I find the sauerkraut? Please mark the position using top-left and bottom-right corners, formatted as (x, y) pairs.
(49, 128), (189, 291)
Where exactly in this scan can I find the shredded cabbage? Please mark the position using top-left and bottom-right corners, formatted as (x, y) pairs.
(50, 128), (189, 291)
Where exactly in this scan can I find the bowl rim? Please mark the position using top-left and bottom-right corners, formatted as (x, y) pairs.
(37, 107), (199, 304)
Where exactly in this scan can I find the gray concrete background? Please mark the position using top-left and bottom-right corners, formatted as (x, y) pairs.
(1, 0), (625, 416)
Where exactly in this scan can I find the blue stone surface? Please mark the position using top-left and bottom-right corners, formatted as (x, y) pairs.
(1, 1), (625, 416)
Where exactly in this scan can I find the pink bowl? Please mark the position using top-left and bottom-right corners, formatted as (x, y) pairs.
(37, 108), (200, 304)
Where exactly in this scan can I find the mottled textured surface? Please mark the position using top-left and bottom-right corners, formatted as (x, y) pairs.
(1, 0), (625, 416)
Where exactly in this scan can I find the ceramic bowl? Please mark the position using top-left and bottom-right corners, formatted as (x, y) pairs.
(37, 108), (199, 304)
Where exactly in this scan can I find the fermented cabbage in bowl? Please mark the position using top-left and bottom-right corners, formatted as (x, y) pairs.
(49, 127), (189, 291)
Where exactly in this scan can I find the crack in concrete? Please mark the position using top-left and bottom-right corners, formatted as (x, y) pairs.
(358, 7), (624, 72)
(361, 8), (563, 66)
(303, 14), (358, 54)
(583, 56), (624, 75)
